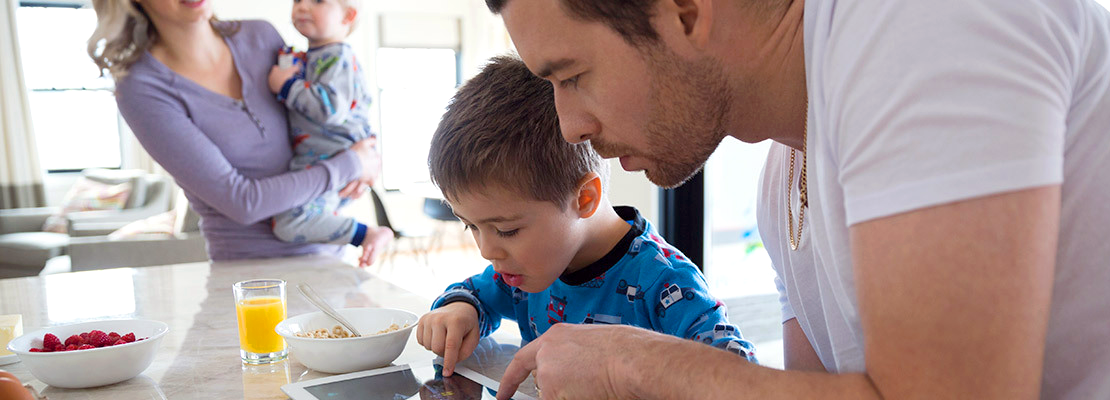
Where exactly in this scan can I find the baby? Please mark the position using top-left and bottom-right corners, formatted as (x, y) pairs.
(267, 0), (391, 266)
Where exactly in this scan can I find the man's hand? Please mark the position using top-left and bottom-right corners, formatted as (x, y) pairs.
(497, 324), (648, 400)
(268, 65), (301, 94)
(416, 302), (481, 376)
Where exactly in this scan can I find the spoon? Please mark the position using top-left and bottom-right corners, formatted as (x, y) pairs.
(296, 282), (363, 337)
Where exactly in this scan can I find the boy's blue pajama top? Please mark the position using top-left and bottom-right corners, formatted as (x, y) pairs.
(432, 206), (757, 362)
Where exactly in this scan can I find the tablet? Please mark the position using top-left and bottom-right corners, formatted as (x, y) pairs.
(281, 362), (538, 400)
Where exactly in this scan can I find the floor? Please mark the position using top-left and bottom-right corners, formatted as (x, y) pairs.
(347, 231), (786, 369)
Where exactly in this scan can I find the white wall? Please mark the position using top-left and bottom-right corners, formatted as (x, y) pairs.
(607, 159), (658, 222)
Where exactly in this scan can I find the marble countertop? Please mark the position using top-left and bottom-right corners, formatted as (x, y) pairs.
(0, 255), (534, 399)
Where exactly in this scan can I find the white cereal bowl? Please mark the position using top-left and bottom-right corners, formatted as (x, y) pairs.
(275, 308), (417, 374)
(6, 319), (168, 388)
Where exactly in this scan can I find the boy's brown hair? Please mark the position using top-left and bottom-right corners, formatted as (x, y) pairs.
(428, 54), (606, 209)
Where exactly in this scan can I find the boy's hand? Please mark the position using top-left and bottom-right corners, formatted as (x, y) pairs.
(417, 302), (481, 376)
(268, 65), (301, 94)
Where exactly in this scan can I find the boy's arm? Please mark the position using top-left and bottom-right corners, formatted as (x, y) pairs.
(646, 265), (758, 363)
(431, 265), (519, 338)
(277, 45), (365, 126)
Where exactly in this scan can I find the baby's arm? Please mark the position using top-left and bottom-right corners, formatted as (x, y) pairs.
(418, 266), (519, 375)
(277, 44), (364, 126)
(647, 267), (758, 363)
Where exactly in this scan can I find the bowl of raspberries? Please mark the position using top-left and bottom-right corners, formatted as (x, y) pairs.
(5, 319), (168, 388)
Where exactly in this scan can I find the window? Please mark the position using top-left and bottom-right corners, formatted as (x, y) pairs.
(375, 14), (462, 191)
(703, 140), (776, 300)
(17, 3), (122, 172)
(376, 47), (459, 190)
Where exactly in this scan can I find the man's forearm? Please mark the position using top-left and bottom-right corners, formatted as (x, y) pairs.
(627, 332), (881, 400)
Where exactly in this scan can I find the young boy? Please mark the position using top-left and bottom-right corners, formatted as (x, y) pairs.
(267, 0), (392, 266)
(417, 55), (757, 376)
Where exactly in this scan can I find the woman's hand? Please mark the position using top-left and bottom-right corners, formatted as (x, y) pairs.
(349, 137), (382, 185)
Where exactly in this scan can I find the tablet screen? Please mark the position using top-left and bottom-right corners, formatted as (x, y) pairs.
(300, 363), (498, 400)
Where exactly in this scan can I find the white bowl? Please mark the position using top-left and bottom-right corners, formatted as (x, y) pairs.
(275, 308), (417, 374)
(6, 319), (168, 388)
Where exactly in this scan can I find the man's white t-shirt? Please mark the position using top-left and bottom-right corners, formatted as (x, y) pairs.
(756, 0), (1110, 398)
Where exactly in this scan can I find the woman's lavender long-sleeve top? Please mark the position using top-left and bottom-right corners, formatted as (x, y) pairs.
(114, 20), (361, 261)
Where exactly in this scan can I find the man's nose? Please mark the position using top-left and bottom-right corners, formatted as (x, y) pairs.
(554, 90), (599, 144)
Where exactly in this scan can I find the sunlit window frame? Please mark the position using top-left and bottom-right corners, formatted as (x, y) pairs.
(18, 0), (124, 174)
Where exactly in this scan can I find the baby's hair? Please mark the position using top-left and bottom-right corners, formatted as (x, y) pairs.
(428, 54), (608, 209)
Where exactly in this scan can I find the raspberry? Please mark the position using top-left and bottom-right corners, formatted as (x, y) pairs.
(108, 332), (120, 341)
(77, 344), (95, 350)
(87, 330), (111, 347)
(28, 348), (41, 352)
(121, 333), (136, 343)
(79, 332), (89, 340)
(54, 344), (65, 352)
(65, 344), (77, 351)
(42, 333), (61, 350)
(111, 339), (127, 346)
(64, 334), (82, 347)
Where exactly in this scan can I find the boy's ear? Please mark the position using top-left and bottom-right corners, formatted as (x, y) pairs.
(575, 172), (603, 219)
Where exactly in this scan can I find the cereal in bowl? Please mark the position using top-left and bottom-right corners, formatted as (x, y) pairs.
(295, 325), (353, 339)
(374, 323), (408, 335)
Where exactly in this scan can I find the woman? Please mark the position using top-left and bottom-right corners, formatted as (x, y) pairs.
(87, 0), (381, 261)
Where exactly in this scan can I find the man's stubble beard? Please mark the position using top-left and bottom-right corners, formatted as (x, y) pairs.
(594, 47), (732, 189)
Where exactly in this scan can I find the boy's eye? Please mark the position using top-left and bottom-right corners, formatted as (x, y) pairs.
(558, 73), (582, 89)
(496, 229), (519, 238)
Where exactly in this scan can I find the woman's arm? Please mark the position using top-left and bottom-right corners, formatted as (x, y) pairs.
(115, 83), (362, 226)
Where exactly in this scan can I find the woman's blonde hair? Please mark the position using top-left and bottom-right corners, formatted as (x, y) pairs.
(87, 0), (237, 79)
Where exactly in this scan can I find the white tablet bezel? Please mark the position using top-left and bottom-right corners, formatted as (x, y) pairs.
(281, 362), (538, 400)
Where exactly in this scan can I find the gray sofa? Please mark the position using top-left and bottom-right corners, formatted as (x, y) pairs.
(0, 169), (176, 278)
(68, 205), (208, 272)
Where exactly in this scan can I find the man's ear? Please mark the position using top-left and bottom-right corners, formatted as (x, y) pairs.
(666, 0), (714, 50)
(575, 172), (603, 219)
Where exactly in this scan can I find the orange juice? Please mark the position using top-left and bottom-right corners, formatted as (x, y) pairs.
(236, 296), (286, 354)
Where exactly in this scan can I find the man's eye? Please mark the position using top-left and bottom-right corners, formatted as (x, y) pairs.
(558, 74), (581, 89)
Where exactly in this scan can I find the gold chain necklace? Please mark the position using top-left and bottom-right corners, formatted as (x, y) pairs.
(787, 102), (808, 251)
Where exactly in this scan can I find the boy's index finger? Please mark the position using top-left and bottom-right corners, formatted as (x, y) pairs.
(496, 342), (539, 400)
(443, 326), (464, 376)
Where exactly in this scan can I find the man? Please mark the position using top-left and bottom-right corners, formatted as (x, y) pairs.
(489, 0), (1110, 399)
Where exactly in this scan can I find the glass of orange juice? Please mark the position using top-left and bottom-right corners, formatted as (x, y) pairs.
(234, 279), (288, 364)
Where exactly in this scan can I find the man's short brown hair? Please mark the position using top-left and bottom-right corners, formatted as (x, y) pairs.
(486, 0), (659, 47)
(428, 55), (606, 209)
(485, 0), (787, 48)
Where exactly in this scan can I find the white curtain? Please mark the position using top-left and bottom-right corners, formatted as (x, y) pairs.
(0, 0), (45, 209)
